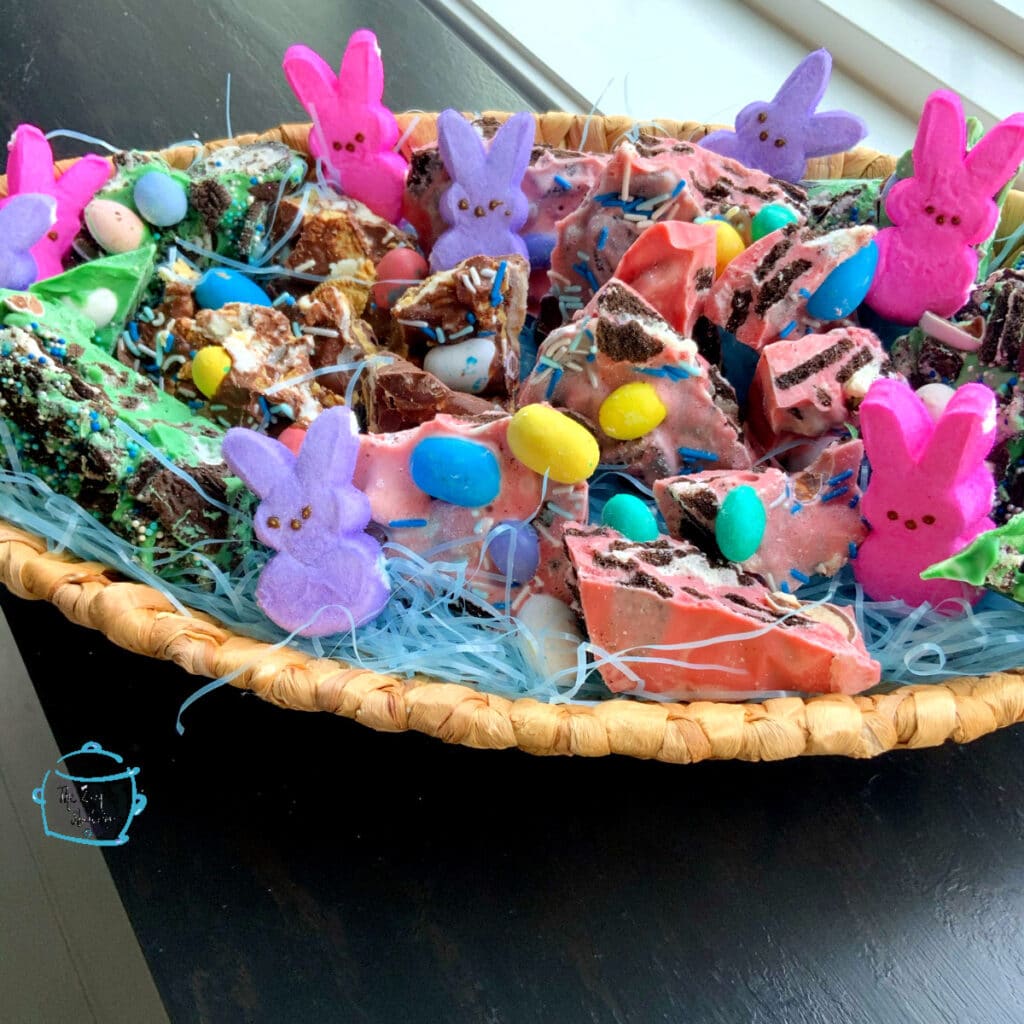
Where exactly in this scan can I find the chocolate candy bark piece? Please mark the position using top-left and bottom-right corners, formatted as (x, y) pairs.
(562, 524), (880, 697)
(550, 141), (806, 301)
(274, 190), (415, 282)
(353, 412), (587, 603)
(614, 221), (718, 337)
(174, 303), (335, 428)
(518, 280), (751, 485)
(705, 222), (876, 351)
(360, 355), (495, 433)
(0, 304), (251, 565)
(391, 253), (527, 403)
(655, 439), (867, 590)
(747, 326), (892, 445)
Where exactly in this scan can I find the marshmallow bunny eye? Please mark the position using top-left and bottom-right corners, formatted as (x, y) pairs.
(923, 514), (936, 525)
(267, 516), (281, 529)
(458, 198), (469, 210)
(488, 199), (502, 210)
(355, 133), (365, 143)
(757, 112), (767, 123)
(886, 510), (899, 521)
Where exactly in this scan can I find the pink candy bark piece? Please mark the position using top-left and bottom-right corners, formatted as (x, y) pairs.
(746, 326), (891, 448)
(655, 439), (867, 589)
(613, 221), (717, 337)
(866, 90), (1024, 324)
(518, 280), (751, 485)
(563, 525), (880, 697)
(0, 124), (112, 281)
(705, 223), (876, 351)
(283, 30), (408, 223)
(353, 413), (587, 603)
(550, 141), (805, 300)
(854, 377), (998, 607)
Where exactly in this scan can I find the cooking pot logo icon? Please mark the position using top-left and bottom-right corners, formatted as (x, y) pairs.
(32, 741), (146, 846)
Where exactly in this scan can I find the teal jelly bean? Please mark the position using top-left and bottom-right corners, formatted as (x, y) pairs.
(751, 204), (799, 242)
(715, 485), (766, 562)
(409, 436), (501, 508)
(601, 493), (659, 542)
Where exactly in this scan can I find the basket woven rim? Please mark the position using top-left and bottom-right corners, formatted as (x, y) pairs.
(1, 112), (1023, 763)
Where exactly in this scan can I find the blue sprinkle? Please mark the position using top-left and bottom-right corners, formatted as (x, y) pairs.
(545, 367), (563, 399)
(586, 353), (596, 362)
(475, 330), (495, 338)
(848, 495), (861, 509)
(848, 541), (858, 559)
(466, 312), (476, 323)
(466, 356), (478, 366)
(490, 260), (508, 307)
(821, 485), (850, 503)
(595, 191), (625, 208)
(572, 261), (600, 292)
(670, 179), (686, 197)
(677, 447), (717, 462)
(389, 518), (428, 528)
(791, 568), (810, 584)
(128, 321), (140, 342)
(596, 226), (609, 251)
(779, 580), (790, 594)
(249, 176), (259, 185)
(553, 174), (571, 191)
(798, 288), (812, 298)
(779, 320), (797, 339)
(827, 469), (854, 486)
(790, 502), (803, 515)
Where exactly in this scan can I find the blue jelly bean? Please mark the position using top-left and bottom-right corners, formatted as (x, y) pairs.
(409, 437), (501, 508)
(715, 485), (766, 562)
(194, 268), (273, 310)
(806, 240), (879, 320)
(487, 520), (540, 582)
(132, 171), (189, 227)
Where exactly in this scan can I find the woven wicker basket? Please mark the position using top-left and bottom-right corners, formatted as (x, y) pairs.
(2, 112), (1023, 763)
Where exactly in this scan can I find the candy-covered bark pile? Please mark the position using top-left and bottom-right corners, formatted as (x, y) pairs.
(1, 32), (1023, 704)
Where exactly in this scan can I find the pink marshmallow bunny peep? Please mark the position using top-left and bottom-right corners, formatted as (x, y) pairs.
(865, 90), (1024, 325)
(853, 377), (998, 608)
(282, 29), (407, 223)
(0, 124), (111, 281)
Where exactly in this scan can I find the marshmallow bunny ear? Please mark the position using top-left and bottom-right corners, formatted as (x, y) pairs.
(912, 91), (966, 186)
(859, 378), (933, 471)
(964, 112), (1024, 200)
(919, 382), (997, 487)
(485, 111), (535, 187)
(282, 44), (338, 117)
(223, 428), (297, 499)
(437, 108), (486, 181)
(296, 406), (360, 487)
(54, 154), (113, 211)
(337, 29), (385, 106)
(5, 125), (56, 194)
(773, 49), (831, 114)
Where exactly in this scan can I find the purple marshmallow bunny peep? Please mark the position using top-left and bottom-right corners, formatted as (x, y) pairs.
(429, 109), (534, 272)
(700, 49), (866, 183)
(222, 407), (390, 636)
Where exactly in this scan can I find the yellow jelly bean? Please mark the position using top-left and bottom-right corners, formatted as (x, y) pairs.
(598, 381), (667, 441)
(191, 345), (232, 398)
(507, 404), (600, 484)
(708, 218), (746, 277)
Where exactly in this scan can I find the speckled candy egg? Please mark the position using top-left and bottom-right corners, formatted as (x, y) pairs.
(132, 171), (189, 227)
(423, 337), (495, 394)
(84, 199), (147, 254)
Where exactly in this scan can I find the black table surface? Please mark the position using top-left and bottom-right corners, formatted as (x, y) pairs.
(4, 3), (1024, 1023)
